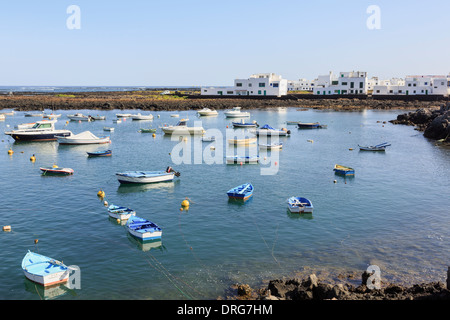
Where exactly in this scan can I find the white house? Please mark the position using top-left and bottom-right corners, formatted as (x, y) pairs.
(201, 73), (288, 97)
(313, 71), (369, 95)
(372, 75), (450, 96)
(287, 78), (313, 92)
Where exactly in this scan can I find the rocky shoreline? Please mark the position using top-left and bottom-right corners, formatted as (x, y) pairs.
(227, 268), (450, 300)
(0, 91), (446, 112)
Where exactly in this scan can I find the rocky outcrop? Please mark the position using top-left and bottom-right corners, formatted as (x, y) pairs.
(229, 271), (450, 300)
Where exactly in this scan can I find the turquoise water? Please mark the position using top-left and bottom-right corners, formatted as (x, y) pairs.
(0, 108), (449, 300)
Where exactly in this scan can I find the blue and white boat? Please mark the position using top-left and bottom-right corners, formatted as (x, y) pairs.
(333, 164), (355, 176)
(87, 149), (112, 157)
(232, 119), (259, 128)
(250, 124), (290, 136)
(287, 197), (314, 213)
(4, 120), (72, 142)
(227, 183), (254, 200)
(226, 155), (259, 164)
(126, 216), (162, 241)
(297, 122), (320, 129)
(107, 204), (136, 220)
(21, 251), (70, 287)
(358, 142), (391, 151)
(116, 167), (180, 184)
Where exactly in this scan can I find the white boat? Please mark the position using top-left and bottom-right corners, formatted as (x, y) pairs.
(224, 107), (250, 118)
(116, 167), (180, 184)
(103, 127), (114, 132)
(226, 156), (259, 164)
(1, 110), (14, 116)
(250, 124), (290, 136)
(202, 136), (216, 142)
(5, 120), (72, 142)
(43, 113), (61, 119)
(131, 113), (154, 120)
(24, 112), (44, 117)
(56, 131), (110, 145)
(116, 113), (133, 118)
(161, 119), (205, 135)
(67, 113), (91, 121)
(15, 122), (37, 129)
(0, 114), (5, 121)
(170, 114), (179, 117)
(21, 251), (70, 287)
(91, 115), (106, 120)
(112, 119), (122, 123)
(197, 108), (218, 116)
(107, 204), (136, 220)
(228, 137), (257, 145)
(259, 142), (283, 150)
(126, 216), (162, 241)
(287, 197), (313, 213)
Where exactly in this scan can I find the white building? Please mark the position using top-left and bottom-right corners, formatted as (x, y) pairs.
(372, 75), (450, 96)
(201, 73), (288, 97)
(287, 78), (313, 92)
(313, 71), (369, 95)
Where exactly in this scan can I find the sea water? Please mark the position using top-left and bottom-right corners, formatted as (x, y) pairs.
(0, 107), (449, 300)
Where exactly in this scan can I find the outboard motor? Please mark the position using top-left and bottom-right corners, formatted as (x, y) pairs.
(166, 166), (172, 173)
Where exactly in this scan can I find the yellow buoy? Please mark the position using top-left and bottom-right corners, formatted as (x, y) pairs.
(116, 219), (121, 224)
(181, 198), (190, 207)
(8, 149), (13, 155)
(349, 148), (353, 151)
(3, 225), (11, 232)
(34, 239), (38, 244)
(30, 154), (36, 162)
(152, 133), (156, 137)
(52, 164), (58, 168)
(97, 190), (105, 198)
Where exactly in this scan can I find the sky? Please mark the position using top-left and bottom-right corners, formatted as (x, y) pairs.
(1, 0), (450, 86)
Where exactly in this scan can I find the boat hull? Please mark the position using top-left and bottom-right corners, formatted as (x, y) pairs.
(228, 137), (257, 145)
(333, 165), (355, 176)
(162, 127), (205, 135)
(116, 171), (175, 184)
(57, 137), (110, 145)
(6, 131), (71, 142)
(87, 150), (112, 157)
(297, 123), (319, 129)
(40, 167), (74, 175)
(23, 269), (69, 287)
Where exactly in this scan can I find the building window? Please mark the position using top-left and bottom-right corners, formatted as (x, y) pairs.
(413, 83), (417, 87)
(359, 82), (363, 88)
(236, 83), (242, 87)
(350, 82), (354, 88)
(273, 83), (279, 88)
(376, 90), (380, 93)
(342, 82), (348, 85)
(408, 84), (411, 87)
(258, 90), (261, 95)
(259, 83), (265, 87)
(218, 91), (223, 95)
(227, 91), (233, 94)
(332, 81), (339, 85)
(248, 83), (252, 87)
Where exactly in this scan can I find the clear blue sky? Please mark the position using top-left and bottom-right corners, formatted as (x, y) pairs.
(1, 0), (449, 86)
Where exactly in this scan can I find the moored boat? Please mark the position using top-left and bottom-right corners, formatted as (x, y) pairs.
(21, 251), (70, 287)
(87, 149), (112, 157)
(40, 166), (74, 175)
(197, 108), (218, 116)
(126, 216), (162, 241)
(250, 124), (290, 136)
(228, 137), (257, 145)
(116, 113), (133, 118)
(224, 107), (250, 118)
(333, 164), (355, 176)
(67, 113), (91, 121)
(91, 115), (106, 120)
(138, 128), (157, 133)
(287, 197), (314, 213)
(56, 131), (110, 145)
(0, 114), (5, 121)
(297, 122), (320, 129)
(131, 113), (154, 120)
(103, 127), (114, 132)
(5, 120), (72, 142)
(226, 156), (259, 164)
(43, 113), (61, 119)
(24, 112), (44, 117)
(227, 183), (253, 200)
(259, 142), (283, 150)
(358, 142), (391, 151)
(202, 136), (215, 142)
(107, 204), (136, 220)
(116, 167), (180, 184)
(161, 119), (205, 135)
(232, 119), (259, 128)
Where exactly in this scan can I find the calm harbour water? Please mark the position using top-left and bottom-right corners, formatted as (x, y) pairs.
(0, 107), (449, 300)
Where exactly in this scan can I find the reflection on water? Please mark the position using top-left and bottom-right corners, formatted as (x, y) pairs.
(23, 278), (76, 300)
(117, 180), (178, 193)
(286, 210), (314, 220)
(126, 233), (165, 252)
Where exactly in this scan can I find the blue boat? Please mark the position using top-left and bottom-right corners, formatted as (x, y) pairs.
(126, 216), (162, 241)
(297, 122), (320, 129)
(227, 183), (254, 200)
(21, 251), (70, 287)
(333, 164), (355, 176)
(287, 197), (313, 213)
(107, 204), (136, 220)
(87, 149), (112, 157)
(232, 119), (258, 128)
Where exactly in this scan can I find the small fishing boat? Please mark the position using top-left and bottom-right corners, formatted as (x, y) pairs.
(358, 142), (391, 151)
(103, 127), (114, 132)
(56, 131), (110, 145)
(224, 107), (250, 118)
(161, 119), (205, 135)
(138, 128), (157, 133)
(202, 136), (215, 142)
(197, 108), (218, 116)
(226, 156), (259, 164)
(40, 166), (74, 175)
(116, 167), (180, 184)
(259, 142), (283, 150)
(333, 164), (355, 176)
(43, 113), (61, 119)
(286, 121), (300, 125)
(21, 251), (70, 287)
(0, 114), (5, 121)
(232, 119), (259, 128)
(24, 112), (44, 117)
(107, 204), (136, 220)
(287, 197), (314, 213)
(297, 122), (320, 129)
(227, 183), (253, 200)
(250, 124), (290, 136)
(170, 114), (179, 118)
(87, 149), (112, 157)
(67, 113), (91, 121)
(131, 113), (154, 120)
(91, 115), (106, 120)
(5, 120), (72, 142)
(126, 216), (162, 241)
(112, 119), (121, 123)
(116, 113), (133, 118)
(228, 137), (257, 145)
